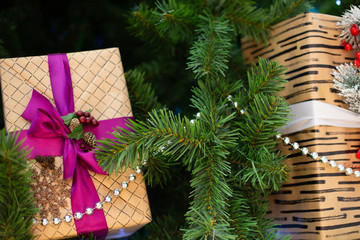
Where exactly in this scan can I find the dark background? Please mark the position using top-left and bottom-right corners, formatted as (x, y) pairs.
(1, 0), (358, 122)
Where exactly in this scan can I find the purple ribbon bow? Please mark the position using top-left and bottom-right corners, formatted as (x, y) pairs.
(18, 54), (133, 238)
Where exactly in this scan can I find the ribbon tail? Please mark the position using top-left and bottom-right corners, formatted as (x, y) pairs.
(48, 54), (75, 116)
(72, 164), (108, 239)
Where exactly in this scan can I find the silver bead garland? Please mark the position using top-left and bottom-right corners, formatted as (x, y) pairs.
(32, 168), (142, 226)
(277, 134), (360, 178)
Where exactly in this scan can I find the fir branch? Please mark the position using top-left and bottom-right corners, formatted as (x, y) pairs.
(127, 3), (169, 46)
(228, 189), (257, 239)
(154, 0), (198, 42)
(237, 146), (289, 192)
(238, 94), (290, 148)
(142, 155), (174, 188)
(223, 0), (269, 42)
(244, 189), (286, 240)
(0, 130), (38, 240)
(183, 85), (238, 239)
(183, 208), (235, 240)
(247, 58), (288, 97)
(187, 14), (233, 80)
(125, 68), (163, 121)
(96, 109), (205, 174)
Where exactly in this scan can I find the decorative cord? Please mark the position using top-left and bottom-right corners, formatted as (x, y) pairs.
(276, 134), (360, 177)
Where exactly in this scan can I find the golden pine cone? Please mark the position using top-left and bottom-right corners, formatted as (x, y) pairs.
(69, 118), (80, 132)
(83, 131), (96, 147)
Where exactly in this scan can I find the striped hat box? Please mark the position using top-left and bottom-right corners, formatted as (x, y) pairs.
(242, 12), (360, 239)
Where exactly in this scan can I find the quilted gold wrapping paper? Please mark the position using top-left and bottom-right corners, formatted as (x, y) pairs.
(242, 13), (360, 239)
(0, 48), (151, 239)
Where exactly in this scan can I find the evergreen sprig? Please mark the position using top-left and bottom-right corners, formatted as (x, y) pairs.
(187, 15), (233, 80)
(96, 109), (205, 172)
(154, 0), (198, 42)
(0, 130), (38, 240)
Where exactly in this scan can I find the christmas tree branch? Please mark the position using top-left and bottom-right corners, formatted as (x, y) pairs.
(154, 0), (198, 41)
(127, 2), (168, 46)
(237, 146), (289, 192)
(96, 109), (205, 174)
(239, 94), (290, 148)
(228, 189), (257, 239)
(183, 84), (238, 239)
(187, 14), (232, 80)
(223, 0), (269, 42)
(0, 130), (38, 240)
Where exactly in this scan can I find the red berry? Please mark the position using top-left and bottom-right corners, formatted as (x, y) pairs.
(354, 59), (360, 67)
(356, 51), (360, 60)
(76, 110), (84, 117)
(345, 43), (353, 51)
(84, 111), (90, 117)
(86, 117), (91, 124)
(90, 116), (94, 121)
(351, 24), (359, 36)
(79, 116), (86, 124)
(341, 41), (347, 46)
(92, 119), (99, 126)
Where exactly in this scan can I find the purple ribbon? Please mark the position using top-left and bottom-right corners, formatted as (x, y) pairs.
(18, 54), (133, 238)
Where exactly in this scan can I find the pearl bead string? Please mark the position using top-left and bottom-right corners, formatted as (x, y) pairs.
(276, 134), (360, 177)
(32, 166), (142, 226)
(225, 95), (360, 178)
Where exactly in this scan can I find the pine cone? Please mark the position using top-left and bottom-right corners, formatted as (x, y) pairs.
(35, 155), (45, 163)
(45, 156), (55, 164)
(69, 118), (80, 132)
(83, 131), (96, 147)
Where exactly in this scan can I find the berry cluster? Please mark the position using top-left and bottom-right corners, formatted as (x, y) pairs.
(75, 110), (99, 127)
(343, 24), (360, 67)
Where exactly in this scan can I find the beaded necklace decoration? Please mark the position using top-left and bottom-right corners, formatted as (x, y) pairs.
(224, 96), (360, 178)
(32, 166), (143, 226)
(275, 134), (360, 177)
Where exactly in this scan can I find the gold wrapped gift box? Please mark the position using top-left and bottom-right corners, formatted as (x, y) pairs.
(242, 13), (360, 239)
(0, 48), (151, 239)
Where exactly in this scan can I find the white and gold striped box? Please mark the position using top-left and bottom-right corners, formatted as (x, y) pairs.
(243, 12), (360, 240)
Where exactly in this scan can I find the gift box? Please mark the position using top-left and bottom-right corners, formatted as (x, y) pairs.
(242, 13), (360, 239)
(0, 48), (151, 239)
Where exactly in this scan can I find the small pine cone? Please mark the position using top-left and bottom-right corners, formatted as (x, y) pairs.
(83, 132), (96, 147)
(48, 162), (55, 170)
(35, 155), (45, 163)
(45, 156), (55, 164)
(69, 118), (80, 132)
